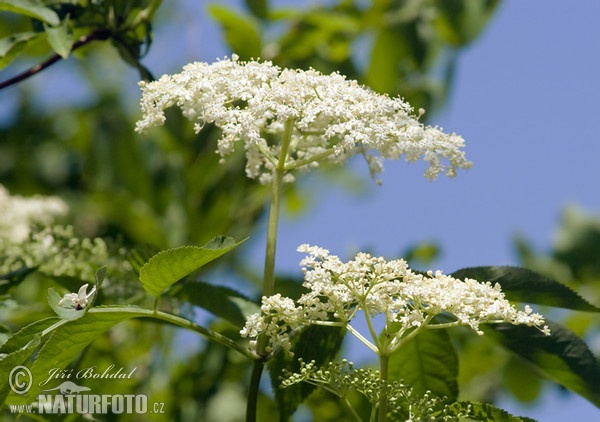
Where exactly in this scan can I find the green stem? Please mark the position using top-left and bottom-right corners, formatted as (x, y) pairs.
(261, 118), (294, 299)
(84, 307), (256, 360)
(246, 360), (264, 422)
(250, 119), (295, 422)
(378, 353), (389, 422)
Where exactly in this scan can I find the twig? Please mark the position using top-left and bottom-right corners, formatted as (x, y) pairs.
(0, 29), (112, 90)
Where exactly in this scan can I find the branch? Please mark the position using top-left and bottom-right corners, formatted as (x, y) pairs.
(0, 29), (112, 91)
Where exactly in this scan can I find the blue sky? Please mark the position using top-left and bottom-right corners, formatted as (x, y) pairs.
(3, 0), (599, 419)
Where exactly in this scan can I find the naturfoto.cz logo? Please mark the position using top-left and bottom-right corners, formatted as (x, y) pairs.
(7, 365), (165, 416)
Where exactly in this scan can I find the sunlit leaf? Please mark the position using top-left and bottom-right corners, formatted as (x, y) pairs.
(208, 4), (261, 60)
(44, 17), (73, 59)
(139, 236), (247, 297)
(0, 32), (39, 70)
(451, 266), (600, 312)
(0, 0), (60, 25)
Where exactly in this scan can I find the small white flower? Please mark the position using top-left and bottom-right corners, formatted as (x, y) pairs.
(58, 284), (96, 310)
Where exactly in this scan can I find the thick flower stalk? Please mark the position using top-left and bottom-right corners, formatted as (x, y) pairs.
(240, 245), (550, 358)
(135, 55), (471, 184)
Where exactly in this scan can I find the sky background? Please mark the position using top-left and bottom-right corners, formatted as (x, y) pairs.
(3, 0), (599, 420)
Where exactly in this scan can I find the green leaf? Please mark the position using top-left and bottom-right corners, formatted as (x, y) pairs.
(169, 280), (256, 327)
(432, 0), (500, 46)
(0, 32), (40, 70)
(387, 329), (458, 400)
(484, 320), (600, 407)
(0, 318), (60, 407)
(268, 325), (346, 419)
(208, 4), (262, 60)
(139, 236), (247, 297)
(14, 309), (137, 402)
(365, 28), (400, 94)
(44, 17), (74, 59)
(443, 400), (537, 421)
(245, 0), (268, 19)
(451, 266), (600, 312)
(0, 0), (60, 25)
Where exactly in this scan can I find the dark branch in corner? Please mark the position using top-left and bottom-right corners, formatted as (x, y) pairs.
(0, 29), (112, 91)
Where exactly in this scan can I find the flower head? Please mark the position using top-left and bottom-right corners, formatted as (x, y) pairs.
(240, 245), (550, 356)
(136, 55), (471, 184)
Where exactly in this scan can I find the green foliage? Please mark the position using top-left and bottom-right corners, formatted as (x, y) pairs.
(169, 280), (257, 327)
(0, 0), (160, 78)
(269, 325), (346, 420)
(387, 329), (459, 401)
(208, 4), (262, 60)
(484, 321), (600, 407)
(0, 0), (60, 25)
(139, 236), (246, 297)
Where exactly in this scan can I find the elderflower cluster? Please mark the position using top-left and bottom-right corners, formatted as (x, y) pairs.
(136, 55), (471, 184)
(0, 184), (68, 242)
(240, 245), (549, 357)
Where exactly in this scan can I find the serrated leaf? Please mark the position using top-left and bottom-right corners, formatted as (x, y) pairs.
(169, 280), (255, 327)
(139, 236), (247, 297)
(44, 17), (73, 59)
(15, 309), (137, 402)
(443, 400), (537, 422)
(268, 325), (345, 419)
(208, 4), (261, 60)
(0, 32), (40, 70)
(388, 328), (458, 401)
(0, 318), (60, 407)
(484, 320), (600, 407)
(0, 0), (60, 25)
(451, 266), (600, 312)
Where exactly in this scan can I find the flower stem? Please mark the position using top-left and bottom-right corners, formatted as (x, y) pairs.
(250, 119), (295, 421)
(378, 353), (389, 422)
(261, 118), (294, 299)
(246, 360), (264, 422)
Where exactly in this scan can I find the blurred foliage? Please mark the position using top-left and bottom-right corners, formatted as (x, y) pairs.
(7, 1), (597, 422)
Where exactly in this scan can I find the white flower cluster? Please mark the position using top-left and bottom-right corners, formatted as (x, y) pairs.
(136, 55), (471, 184)
(0, 184), (68, 242)
(240, 245), (549, 357)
